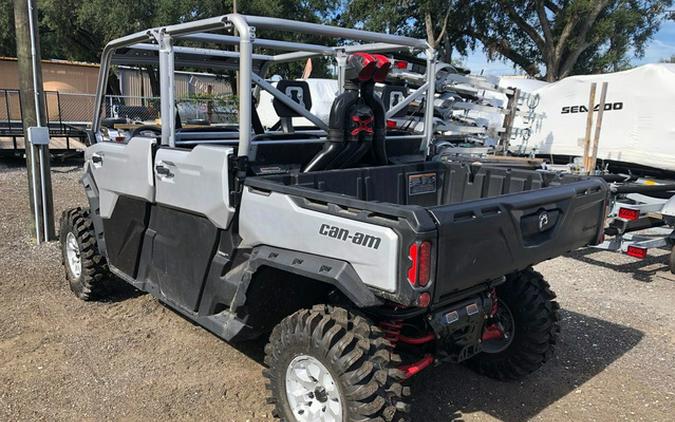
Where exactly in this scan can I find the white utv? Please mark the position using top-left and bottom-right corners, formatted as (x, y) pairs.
(60, 14), (609, 421)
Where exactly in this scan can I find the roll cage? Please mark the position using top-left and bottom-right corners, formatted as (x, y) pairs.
(92, 14), (438, 159)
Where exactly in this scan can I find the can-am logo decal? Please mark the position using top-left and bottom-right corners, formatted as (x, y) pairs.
(561, 102), (623, 114)
(319, 224), (381, 250)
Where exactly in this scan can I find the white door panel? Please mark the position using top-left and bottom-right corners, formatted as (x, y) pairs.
(154, 146), (235, 229)
(85, 137), (156, 218)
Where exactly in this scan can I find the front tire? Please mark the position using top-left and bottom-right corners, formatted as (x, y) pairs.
(59, 207), (109, 301)
(264, 305), (410, 421)
(466, 267), (560, 381)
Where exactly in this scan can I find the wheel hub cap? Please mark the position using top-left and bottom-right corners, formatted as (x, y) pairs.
(65, 232), (82, 278)
(285, 355), (342, 422)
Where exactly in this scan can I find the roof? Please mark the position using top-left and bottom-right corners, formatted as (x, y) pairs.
(0, 56), (100, 68)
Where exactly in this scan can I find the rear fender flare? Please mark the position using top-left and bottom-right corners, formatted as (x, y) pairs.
(228, 245), (383, 309)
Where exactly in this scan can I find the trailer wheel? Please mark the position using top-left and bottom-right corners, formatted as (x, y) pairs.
(466, 267), (560, 381)
(59, 207), (109, 301)
(264, 305), (410, 421)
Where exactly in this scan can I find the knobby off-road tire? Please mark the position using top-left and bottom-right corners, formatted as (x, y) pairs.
(467, 267), (560, 381)
(59, 207), (109, 301)
(264, 305), (411, 421)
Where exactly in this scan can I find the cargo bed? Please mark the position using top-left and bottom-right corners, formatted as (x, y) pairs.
(246, 161), (609, 304)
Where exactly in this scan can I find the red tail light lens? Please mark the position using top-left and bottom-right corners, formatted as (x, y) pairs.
(618, 207), (640, 221)
(407, 241), (432, 287)
(626, 245), (647, 259)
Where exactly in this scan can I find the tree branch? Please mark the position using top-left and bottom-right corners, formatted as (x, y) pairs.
(434, 6), (453, 46)
(424, 11), (436, 47)
(498, 0), (545, 51)
(535, 0), (553, 44)
(544, 0), (561, 15)
(557, 0), (610, 76)
(469, 30), (540, 77)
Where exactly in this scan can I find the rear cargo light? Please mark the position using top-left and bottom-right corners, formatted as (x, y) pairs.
(417, 292), (431, 308)
(407, 241), (432, 287)
(626, 245), (647, 259)
(618, 207), (640, 221)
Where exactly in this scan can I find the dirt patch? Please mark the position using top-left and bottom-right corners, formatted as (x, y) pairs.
(0, 164), (673, 421)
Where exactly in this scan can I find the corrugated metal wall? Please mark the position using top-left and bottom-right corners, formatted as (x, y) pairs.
(119, 68), (232, 104)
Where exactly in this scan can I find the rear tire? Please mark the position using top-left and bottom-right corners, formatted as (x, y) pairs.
(59, 207), (109, 301)
(669, 245), (675, 274)
(466, 267), (560, 381)
(264, 305), (411, 421)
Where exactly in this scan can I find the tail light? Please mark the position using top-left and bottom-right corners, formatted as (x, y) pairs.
(618, 207), (640, 221)
(407, 241), (432, 287)
(626, 245), (647, 259)
(394, 60), (409, 69)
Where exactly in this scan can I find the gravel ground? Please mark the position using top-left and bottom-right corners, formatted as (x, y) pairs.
(0, 163), (673, 421)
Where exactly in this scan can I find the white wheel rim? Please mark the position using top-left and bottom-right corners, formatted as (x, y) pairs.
(285, 355), (343, 422)
(65, 232), (82, 278)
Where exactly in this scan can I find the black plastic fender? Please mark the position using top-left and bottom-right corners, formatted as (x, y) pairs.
(81, 164), (108, 258)
(228, 245), (383, 309)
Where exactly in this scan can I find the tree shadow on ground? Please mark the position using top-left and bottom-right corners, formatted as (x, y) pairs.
(410, 309), (643, 422)
(566, 247), (670, 282)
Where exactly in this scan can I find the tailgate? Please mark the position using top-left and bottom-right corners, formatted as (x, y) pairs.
(429, 178), (608, 301)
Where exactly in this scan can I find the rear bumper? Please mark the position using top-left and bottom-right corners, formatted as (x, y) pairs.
(428, 292), (491, 363)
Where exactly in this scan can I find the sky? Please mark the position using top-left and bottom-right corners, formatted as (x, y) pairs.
(458, 19), (675, 76)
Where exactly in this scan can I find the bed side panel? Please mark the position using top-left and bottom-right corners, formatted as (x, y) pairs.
(239, 188), (400, 292)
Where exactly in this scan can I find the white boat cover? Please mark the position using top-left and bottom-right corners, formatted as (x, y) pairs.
(509, 64), (675, 171)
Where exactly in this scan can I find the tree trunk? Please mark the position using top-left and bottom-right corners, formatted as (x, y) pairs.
(146, 65), (160, 98)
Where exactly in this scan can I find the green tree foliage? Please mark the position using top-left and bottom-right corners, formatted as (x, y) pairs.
(467, 0), (673, 81)
(0, 0), (16, 57)
(344, 0), (473, 61)
(2, 0), (671, 83)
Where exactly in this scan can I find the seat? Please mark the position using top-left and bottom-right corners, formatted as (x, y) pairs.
(272, 80), (313, 133)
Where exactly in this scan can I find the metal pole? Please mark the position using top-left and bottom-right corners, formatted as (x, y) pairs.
(156, 31), (175, 147)
(422, 48), (437, 156)
(14, 0), (55, 243)
(228, 14), (253, 158)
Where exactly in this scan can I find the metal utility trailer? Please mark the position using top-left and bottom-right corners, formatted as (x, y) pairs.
(594, 181), (675, 272)
(0, 88), (88, 158)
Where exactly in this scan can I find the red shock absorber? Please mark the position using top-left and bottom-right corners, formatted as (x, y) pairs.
(379, 320), (403, 346)
(489, 288), (498, 316)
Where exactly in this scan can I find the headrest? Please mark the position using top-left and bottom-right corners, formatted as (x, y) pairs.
(272, 80), (312, 118)
(381, 85), (409, 117)
(345, 53), (392, 83)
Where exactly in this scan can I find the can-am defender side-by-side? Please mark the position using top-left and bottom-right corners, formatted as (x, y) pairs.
(59, 14), (609, 421)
